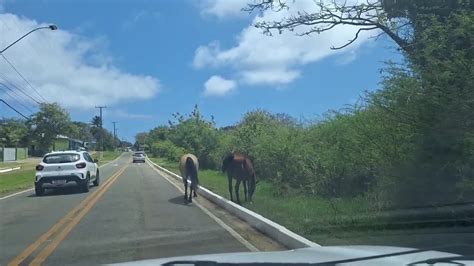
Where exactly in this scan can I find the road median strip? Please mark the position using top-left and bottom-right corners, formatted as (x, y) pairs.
(8, 164), (128, 266)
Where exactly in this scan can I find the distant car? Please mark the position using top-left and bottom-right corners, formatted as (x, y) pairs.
(34, 151), (99, 196)
(132, 152), (146, 163)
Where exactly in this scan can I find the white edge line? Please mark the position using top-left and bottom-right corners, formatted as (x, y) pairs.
(146, 157), (320, 248)
(0, 188), (34, 200)
(145, 160), (259, 252)
(0, 153), (124, 201)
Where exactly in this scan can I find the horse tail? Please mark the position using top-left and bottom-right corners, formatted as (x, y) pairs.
(222, 153), (234, 173)
(244, 158), (257, 199)
(186, 157), (199, 190)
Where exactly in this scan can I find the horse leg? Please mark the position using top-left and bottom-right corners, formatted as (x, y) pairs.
(193, 180), (198, 198)
(228, 175), (234, 202)
(184, 178), (188, 202)
(235, 180), (242, 205)
(188, 182), (193, 203)
(243, 180), (248, 202)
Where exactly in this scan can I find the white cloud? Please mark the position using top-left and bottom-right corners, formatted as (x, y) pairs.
(195, 0), (377, 87)
(204, 75), (236, 96)
(113, 109), (153, 120)
(201, 0), (248, 19)
(241, 68), (300, 85)
(0, 13), (160, 110)
(193, 41), (221, 69)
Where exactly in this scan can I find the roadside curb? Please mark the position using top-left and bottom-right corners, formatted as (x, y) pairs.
(0, 166), (21, 173)
(147, 158), (320, 249)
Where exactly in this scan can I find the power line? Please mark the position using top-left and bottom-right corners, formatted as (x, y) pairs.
(0, 98), (29, 119)
(0, 53), (47, 103)
(0, 82), (36, 112)
(0, 79), (36, 108)
(0, 85), (35, 113)
(0, 75), (41, 106)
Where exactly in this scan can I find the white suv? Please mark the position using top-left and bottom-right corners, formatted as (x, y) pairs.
(35, 151), (100, 196)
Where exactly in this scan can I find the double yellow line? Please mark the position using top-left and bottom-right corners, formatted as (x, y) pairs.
(8, 165), (128, 266)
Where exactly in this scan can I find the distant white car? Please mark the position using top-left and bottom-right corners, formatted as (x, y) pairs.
(34, 150), (99, 196)
(132, 152), (146, 163)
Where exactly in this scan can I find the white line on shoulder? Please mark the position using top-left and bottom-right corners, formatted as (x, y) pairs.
(146, 161), (259, 252)
(0, 188), (34, 200)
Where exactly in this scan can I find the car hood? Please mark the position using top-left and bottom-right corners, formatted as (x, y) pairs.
(109, 245), (467, 265)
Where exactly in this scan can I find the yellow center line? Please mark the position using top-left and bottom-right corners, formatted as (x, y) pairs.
(30, 166), (127, 265)
(8, 165), (128, 266)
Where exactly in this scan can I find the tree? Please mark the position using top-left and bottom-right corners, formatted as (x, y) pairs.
(167, 105), (219, 167)
(91, 116), (102, 127)
(146, 126), (170, 144)
(0, 118), (29, 146)
(121, 140), (133, 148)
(134, 132), (149, 150)
(69, 121), (94, 142)
(245, 0), (471, 58)
(28, 103), (72, 150)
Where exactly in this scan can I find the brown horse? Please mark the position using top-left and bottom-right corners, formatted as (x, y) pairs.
(179, 153), (199, 203)
(222, 152), (256, 204)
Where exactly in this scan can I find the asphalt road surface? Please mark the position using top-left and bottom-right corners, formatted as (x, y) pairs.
(0, 153), (268, 265)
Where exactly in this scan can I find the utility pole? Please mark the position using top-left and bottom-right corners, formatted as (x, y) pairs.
(112, 122), (117, 150)
(95, 106), (107, 152)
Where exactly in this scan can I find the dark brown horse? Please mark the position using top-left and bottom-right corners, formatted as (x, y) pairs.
(222, 152), (256, 204)
(179, 153), (199, 203)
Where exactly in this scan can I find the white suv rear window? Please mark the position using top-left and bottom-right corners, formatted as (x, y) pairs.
(43, 154), (80, 164)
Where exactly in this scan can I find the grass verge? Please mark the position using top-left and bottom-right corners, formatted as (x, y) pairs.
(148, 157), (384, 245)
(92, 151), (122, 166)
(0, 165), (36, 196)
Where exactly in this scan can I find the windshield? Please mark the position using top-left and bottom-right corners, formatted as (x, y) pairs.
(42, 154), (80, 164)
(0, 0), (472, 265)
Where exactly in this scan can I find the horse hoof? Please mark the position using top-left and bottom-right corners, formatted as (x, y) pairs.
(188, 198), (192, 203)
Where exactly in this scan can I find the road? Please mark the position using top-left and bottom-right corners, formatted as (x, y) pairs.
(0, 153), (282, 265)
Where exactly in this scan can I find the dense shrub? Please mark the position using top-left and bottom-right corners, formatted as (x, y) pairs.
(150, 140), (184, 162)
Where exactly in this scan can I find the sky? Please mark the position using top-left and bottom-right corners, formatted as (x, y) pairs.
(0, 0), (402, 142)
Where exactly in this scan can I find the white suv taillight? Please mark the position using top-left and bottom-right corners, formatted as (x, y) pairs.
(75, 162), (86, 169)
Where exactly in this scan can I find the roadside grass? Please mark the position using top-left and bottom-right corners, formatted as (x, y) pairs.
(148, 157), (381, 244)
(149, 157), (179, 173)
(0, 162), (24, 169)
(92, 151), (122, 166)
(0, 164), (36, 196)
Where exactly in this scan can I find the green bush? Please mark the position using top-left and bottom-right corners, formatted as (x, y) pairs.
(151, 140), (184, 162)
